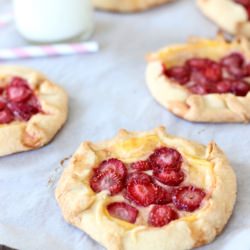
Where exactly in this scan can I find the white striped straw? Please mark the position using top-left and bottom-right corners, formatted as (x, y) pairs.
(0, 42), (99, 60)
(0, 12), (13, 28)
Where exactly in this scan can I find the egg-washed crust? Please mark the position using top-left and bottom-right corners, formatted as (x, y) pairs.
(146, 36), (250, 123)
(197, 0), (250, 38)
(0, 66), (68, 157)
(55, 127), (236, 250)
(92, 0), (174, 13)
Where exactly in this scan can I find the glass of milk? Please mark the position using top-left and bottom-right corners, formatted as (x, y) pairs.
(13, 0), (94, 43)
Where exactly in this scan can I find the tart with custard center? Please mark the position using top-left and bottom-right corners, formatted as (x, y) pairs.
(146, 36), (250, 122)
(55, 127), (236, 250)
(0, 66), (68, 157)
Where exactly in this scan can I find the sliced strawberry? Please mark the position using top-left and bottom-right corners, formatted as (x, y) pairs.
(153, 168), (184, 186)
(186, 58), (213, 70)
(215, 79), (232, 93)
(188, 84), (209, 95)
(8, 101), (40, 121)
(221, 53), (244, 68)
(130, 160), (152, 171)
(90, 170), (123, 195)
(165, 66), (190, 85)
(226, 65), (246, 79)
(244, 63), (250, 76)
(172, 186), (206, 212)
(190, 70), (209, 86)
(0, 108), (14, 124)
(26, 95), (41, 111)
(231, 80), (250, 96)
(154, 185), (172, 205)
(0, 87), (4, 95)
(7, 77), (32, 102)
(125, 174), (156, 206)
(148, 205), (179, 227)
(203, 62), (222, 82)
(125, 172), (152, 185)
(150, 147), (183, 171)
(246, 5), (250, 19)
(0, 98), (6, 110)
(96, 158), (127, 179)
(107, 202), (138, 223)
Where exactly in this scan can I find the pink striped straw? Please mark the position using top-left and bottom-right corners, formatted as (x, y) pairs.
(0, 42), (99, 60)
(0, 12), (13, 28)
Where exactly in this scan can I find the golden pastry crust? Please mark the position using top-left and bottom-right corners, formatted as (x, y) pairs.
(92, 0), (174, 12)
(0, 66), (68, 157)
(55, 127), (236, 250)
(197, 0), (250, 38)
(146, 36), (250, 123)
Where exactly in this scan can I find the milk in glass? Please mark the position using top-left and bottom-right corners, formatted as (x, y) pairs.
(13, 0), (94, 43)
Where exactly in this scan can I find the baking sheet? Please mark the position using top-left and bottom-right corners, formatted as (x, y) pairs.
(0, 0), (250, 249)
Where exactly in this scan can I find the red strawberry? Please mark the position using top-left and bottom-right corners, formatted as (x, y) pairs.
(150, 147), (183, 171)
(226, 65), (246, 79)
(26, 95), (41, 111)
(172, 186), (206, 212)
(0, 87), (4, 95)
(186, 58), (213, 70)
(153, 168), (185, 186)
(154, 185), (172, 205)
(7, 101), (40, 121)
(0, 98), (6, 111)
(244, 63), (250, 76)
(107, 202), (138, 223)
(125, 173), (156, 206)
(90, 170), (123, 195)
(7, 77), (32, 103)
(165, 66), (190, 85)
(221, 53), (244, 68)
(130, 160), (152, 171)
(215, 79), (232, 93)
(188, 84), (209, 95)
(96, 158), (127, 179)
(203, 62), (222, 82)
(126, 172), (152, 185)
(231, 80), (250, 96)
(0, 108), (14, 124)
(148, 205), (179, 227)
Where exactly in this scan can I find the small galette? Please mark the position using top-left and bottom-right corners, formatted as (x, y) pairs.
(0, 66), (68, 156)
(55, 127), (236, 250)
(146, 36), (250, 122)
(197, 0), (250, 38)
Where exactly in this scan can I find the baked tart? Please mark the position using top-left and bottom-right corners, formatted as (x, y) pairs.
(146, 36), (250, 122)
(56, 127), (236, 250)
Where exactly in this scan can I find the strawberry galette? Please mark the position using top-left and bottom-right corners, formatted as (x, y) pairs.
(55, 127), (236, 250)
(0, 66), (68, 157)
(146, 36), (250, 122)
(92, 0), (174, 12)
(197, 0), (250, 38)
